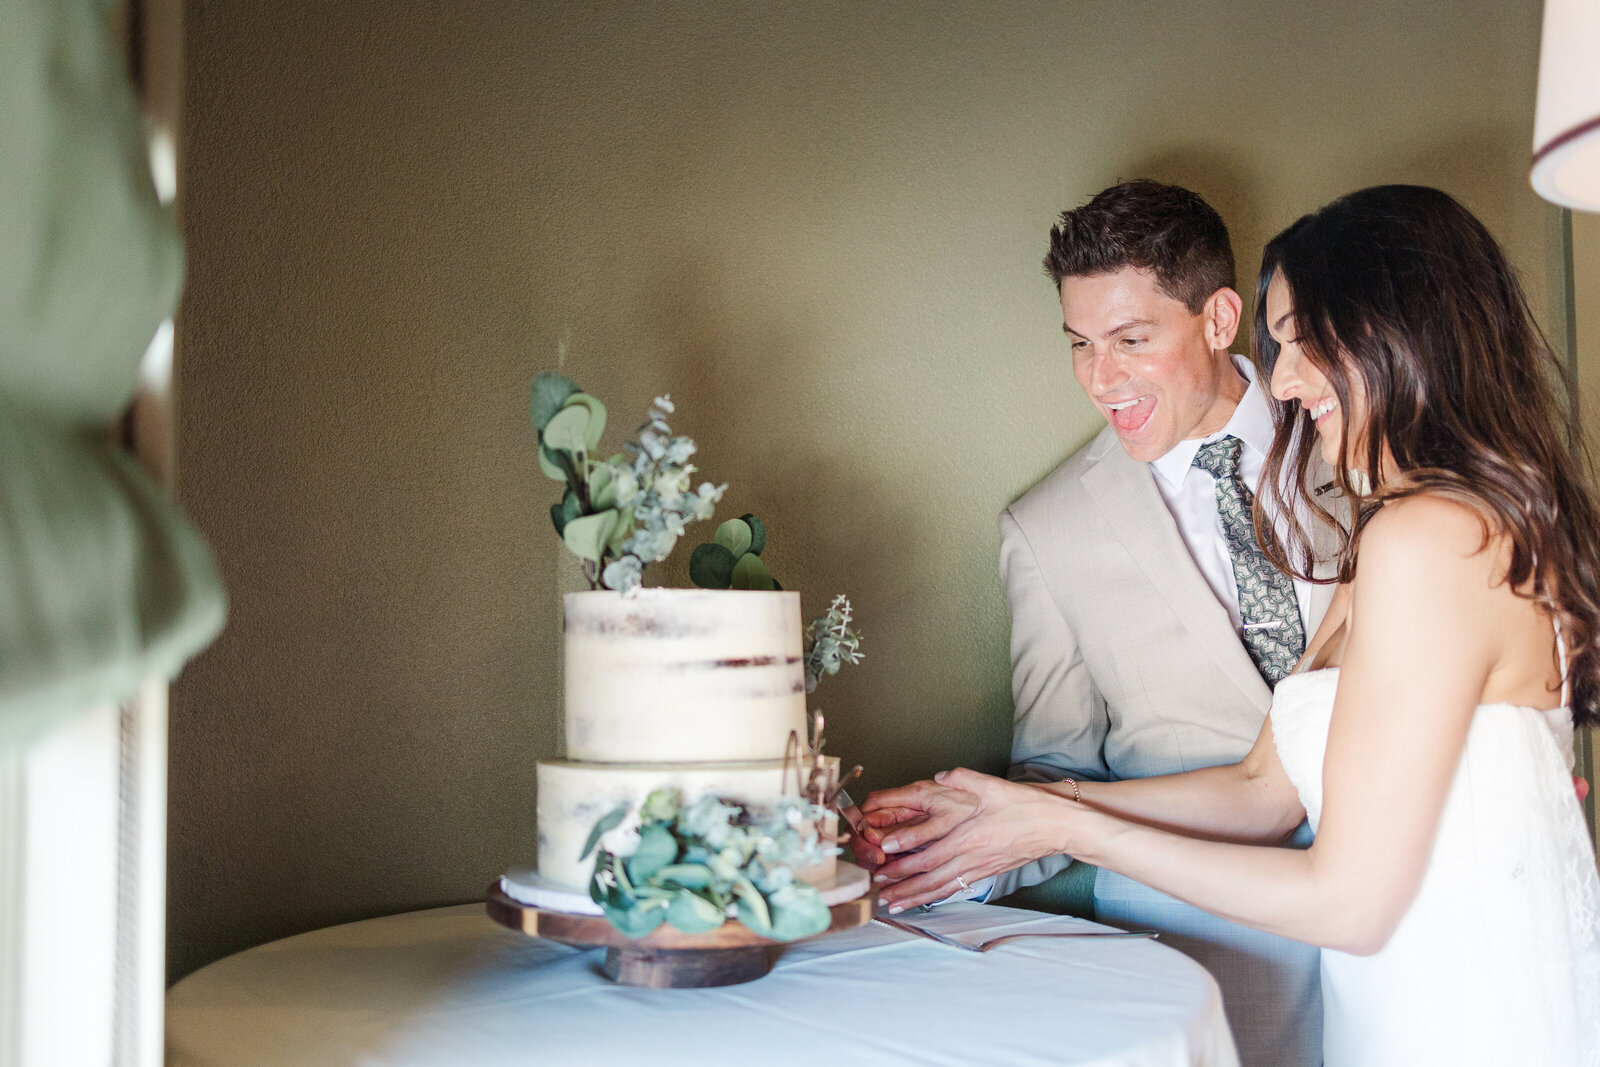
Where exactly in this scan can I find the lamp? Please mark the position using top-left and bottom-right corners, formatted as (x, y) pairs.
(1532, 0), (1600, 211)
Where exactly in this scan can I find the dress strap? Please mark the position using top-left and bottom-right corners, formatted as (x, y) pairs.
(1554, 616), (1571, 706)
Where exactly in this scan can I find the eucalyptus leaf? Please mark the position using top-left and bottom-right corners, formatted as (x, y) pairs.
(667, 890), (727, 934)
(653, 863), (713, 889)
(551, 490), (580, 535)
(731, 553), (778, 591)
(542, 405), (591, 455)
(538, 443), (570, 482)
(732, 878), (773, 936)
(741, 514), (767, 556)
(632, 885), (676, 902)
(735, 895), (774, 938)
(626, 824), (678, 883)
(602, 898), (668, 939)
(714, 518), (753, 559)
(530, 372), (580, 430)
(579, 804), (631, 861)
(767, 887), (830, 941)
(589, 463), (616, 510)
(606, 508), (634, 555)
(689, 543), (737, 589)
(560, 393), (608, 450)
(563, 509), (621, 563)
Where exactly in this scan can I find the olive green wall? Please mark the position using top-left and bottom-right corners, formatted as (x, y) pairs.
(168, 0), (1562, 980)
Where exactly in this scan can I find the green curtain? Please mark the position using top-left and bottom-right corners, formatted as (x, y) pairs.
(0, 0), (225, 748)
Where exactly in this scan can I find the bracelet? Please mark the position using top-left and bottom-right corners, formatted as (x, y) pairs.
(1062, 777), (1082, 803)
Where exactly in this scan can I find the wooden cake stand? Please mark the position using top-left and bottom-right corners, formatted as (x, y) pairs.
(486, 880), (874, 988)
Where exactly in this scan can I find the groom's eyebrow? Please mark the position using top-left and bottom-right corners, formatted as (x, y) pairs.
(1061, 318), (1156, 339)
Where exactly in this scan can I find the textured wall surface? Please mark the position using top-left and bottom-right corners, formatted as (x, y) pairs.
(168, 0), (1561, 981)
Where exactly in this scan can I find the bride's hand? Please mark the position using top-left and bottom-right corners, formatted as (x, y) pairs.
(862, 768), (1081, 911)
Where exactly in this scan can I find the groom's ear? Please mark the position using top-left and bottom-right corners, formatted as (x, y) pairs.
(1202, 286), (1243, 351)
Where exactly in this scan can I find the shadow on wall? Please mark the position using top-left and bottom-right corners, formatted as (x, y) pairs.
(1379, 124), (1536, 241)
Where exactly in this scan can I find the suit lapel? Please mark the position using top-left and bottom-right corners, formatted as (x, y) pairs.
(1080, 437), (1271, 707)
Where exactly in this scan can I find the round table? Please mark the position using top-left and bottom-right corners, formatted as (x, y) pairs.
(166, 902), (1240, 1067)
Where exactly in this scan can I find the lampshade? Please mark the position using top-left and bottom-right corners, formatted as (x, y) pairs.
(1532, 0), (1600, 211)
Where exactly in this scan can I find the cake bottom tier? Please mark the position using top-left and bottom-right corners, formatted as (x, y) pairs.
(536, 758), (839, 891)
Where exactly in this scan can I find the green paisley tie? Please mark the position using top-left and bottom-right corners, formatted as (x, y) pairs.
(1192, 436), (1306, 686)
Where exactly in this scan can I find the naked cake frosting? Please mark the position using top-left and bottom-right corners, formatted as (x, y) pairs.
(533, 588), (838, 891)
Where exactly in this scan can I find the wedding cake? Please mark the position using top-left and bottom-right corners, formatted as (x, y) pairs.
(530, 588), (839, 892)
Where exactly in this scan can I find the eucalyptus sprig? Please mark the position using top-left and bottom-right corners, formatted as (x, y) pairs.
(582, 788), (835, 941)
(804, 594), (863, 693)
(532, 372), (725, 592)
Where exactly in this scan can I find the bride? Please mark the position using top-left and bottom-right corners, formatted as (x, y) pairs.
(863, 185), (1600, 1066)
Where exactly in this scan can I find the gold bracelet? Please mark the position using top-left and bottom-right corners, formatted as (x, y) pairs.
(1062, 777), (1082, 803)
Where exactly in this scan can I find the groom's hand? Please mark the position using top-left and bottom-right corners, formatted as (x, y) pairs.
(846, 800), (926, 871)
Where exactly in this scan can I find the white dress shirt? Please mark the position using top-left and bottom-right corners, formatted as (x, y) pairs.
(949, 357), (1304, 906)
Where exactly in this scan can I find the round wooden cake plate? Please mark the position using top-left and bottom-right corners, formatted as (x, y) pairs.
(486, 880), (875, 988)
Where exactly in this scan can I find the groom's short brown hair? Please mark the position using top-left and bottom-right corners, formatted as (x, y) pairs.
(1043, 180), (1236, 314)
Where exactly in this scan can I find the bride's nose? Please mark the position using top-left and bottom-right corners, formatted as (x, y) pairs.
(1270, 348), (1300, 403)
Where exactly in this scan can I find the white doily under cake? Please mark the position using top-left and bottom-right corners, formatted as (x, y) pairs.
(499, 860), (871, 917)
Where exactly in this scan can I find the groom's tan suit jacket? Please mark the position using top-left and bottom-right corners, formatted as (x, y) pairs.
(992, 423), (1340, 892)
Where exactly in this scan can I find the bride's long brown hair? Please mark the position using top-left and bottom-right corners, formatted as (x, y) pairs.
(1252, 185), (1600, 726)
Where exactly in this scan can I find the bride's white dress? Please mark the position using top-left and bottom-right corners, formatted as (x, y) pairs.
(1271, 667), (1600, 1067)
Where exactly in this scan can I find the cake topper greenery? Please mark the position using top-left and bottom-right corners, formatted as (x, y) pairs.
(532, 372), (725, 594)
(688, 514), (777, 591)
(532, 370), (863, 693)
(582, 788), (836, 941)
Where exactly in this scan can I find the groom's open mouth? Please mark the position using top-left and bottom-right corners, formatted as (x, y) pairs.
(1104, 395), (1155, 435)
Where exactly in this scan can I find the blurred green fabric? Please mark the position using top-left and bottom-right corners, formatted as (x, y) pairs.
(0, 0), (225, 748)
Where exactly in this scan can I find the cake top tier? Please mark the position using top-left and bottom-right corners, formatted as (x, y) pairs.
(562, 589), (809, 764)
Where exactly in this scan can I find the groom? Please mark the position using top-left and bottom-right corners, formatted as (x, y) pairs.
(860, 180), (1332, 1067)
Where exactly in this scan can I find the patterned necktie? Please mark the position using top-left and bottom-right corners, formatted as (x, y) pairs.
(1192, 436), (1306, 686)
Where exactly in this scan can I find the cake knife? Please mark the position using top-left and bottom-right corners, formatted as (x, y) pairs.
(830, 786), (868, 835)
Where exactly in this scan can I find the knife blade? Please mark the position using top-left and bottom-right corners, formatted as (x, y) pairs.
(832, 786), (867, 836)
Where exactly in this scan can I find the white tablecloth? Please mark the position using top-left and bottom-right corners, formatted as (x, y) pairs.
(166, 902), (1240, 1067)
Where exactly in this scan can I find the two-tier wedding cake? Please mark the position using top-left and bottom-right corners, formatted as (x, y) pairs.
(503, 587), (841, 905)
